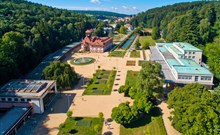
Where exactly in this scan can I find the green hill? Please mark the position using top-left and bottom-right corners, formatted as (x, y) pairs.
(0, 0), (95, 85)
(73, 10), (129, 19)
(132, 1), (220, 80)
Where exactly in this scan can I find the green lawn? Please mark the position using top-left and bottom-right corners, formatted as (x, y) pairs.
(139, 36), (156, 49)
(125, 70), (139, 88)
(109, 51), (126, 57)
(113, 33), (125, 43)
(84, 70), (116, 95)
(130, 51), (140, 58)
(138, 60), (148, 66)
(58, 117), (103, 135)
(120, 107), (167, 135)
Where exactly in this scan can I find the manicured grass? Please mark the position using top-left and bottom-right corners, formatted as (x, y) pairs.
(125, 70), (139, 87)
(84, 70), (116, 95)
(58, 117), (103, 135)
(130, 51), (140, 58)
(109, 51), (126, 57)
(113, 33), (125, 43)
(138, 60), (148, 66)
(139, 36), (156, 47)
(120, 107), (167, 135)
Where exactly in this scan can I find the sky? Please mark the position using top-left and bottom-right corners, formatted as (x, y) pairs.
(28, 0), (197, 14)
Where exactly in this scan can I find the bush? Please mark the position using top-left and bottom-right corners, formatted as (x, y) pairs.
(59, 123), (65, 129)
(66, 111), (72, 117)
(142, 41), (150, 49)
(111, 102), (135, 125)
(98, 112), (104, 119)
(94, 124), (102, 132)
(118, 85), (130, 95)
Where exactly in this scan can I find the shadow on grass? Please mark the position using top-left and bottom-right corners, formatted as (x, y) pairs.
(103, 131), (113, 135)
(122, 107), (162, 129)
(69, 129), (78, 134)
(74, 117), (83, 121)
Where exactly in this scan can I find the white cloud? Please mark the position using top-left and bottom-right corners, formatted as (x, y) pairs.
(132, 6), (137, 10)
(90, 0), (100, 4)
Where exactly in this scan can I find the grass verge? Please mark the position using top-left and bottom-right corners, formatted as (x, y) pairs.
(125, 70), (139, 87)
(130, 51), (140, 58)
(109, 51), (126, 57)
(84, 70), (116, 95)
(120, 107), (167, 135)
(58, 117), (103, 135)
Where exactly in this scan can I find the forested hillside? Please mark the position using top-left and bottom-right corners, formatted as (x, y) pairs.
(73, 10), (129, 19)
(132, 1), (220, 80)
(0, 0), (96, 85)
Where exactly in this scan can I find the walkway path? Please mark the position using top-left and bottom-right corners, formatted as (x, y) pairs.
(158, 102), (181, 135)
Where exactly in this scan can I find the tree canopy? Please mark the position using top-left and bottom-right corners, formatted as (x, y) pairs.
(0, 0), (95, 85)
(137, 61), (164, 96)
(168, 83), (220, 134)
(43, 61), (78, 90)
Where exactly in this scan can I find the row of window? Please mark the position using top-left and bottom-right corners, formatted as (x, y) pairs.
(181, 56), (195, 59)
(185, 51), (195, 54)
(178, 76), (212, 81)
(201, 76), (212, 81)
(0, 97), (31, 102)
(178, 75), (192, 80)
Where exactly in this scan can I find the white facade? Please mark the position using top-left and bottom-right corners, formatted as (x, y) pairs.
(152, 43), (214, 87)
(0, 80), (58, 114)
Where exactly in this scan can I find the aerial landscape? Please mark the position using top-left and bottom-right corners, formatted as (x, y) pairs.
(0, 0), (220, 135)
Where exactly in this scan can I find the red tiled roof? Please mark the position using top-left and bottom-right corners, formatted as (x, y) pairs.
(81, 36), (113, 46)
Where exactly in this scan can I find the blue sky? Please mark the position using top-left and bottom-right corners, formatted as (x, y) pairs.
(28, 0), (196, 14)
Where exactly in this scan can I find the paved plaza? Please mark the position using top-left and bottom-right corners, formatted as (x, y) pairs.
(28, 49), (180, 135)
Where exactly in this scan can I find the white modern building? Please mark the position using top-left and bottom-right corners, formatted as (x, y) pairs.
(0, 80), (57, 114)
(150, 42), (213, 87)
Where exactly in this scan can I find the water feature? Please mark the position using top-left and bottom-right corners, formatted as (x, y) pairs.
(121, 35), (135, 49)
(72, 57), (95, 65)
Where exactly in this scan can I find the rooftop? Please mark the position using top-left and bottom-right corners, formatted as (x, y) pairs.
(81, 36), (113, 46)
(0, 80), (55, 98)
(0, 107), (31, 135)
(173, 42), (202, 51)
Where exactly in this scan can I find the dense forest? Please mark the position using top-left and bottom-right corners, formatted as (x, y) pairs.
(0, 0), (96, 85)
(73, 10), (129, 20)
(132, 1), (220, 81)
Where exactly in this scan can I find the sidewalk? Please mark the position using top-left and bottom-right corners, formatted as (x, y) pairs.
(158, 102), (181, 135)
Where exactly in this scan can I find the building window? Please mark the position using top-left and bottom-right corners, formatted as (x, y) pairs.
(193, 52), (195, 54)
(21, 99), (25, 102)
(8, 98), (12, 102)
(201, 76), (212, 80)
(185, 51), (187, 54)
(1, 98), (6, 101)
(14, 98), (18, 102)
(27, 99), (31, 102)
(192, 56), (195, 59)
(184, 56), (187, 59)
(189, 56), (191, 59)
(189, 52), (191, 54)
(178, 75), (192, 80)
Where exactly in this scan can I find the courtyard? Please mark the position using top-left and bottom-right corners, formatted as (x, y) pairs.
(28, 49), (179, 135)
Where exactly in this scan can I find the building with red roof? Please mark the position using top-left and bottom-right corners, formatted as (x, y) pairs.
(81, 35), (113, 53)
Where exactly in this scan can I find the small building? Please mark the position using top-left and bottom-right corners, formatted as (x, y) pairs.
(0, 80), (57, 114)
(124, 24), (134, 31)
(81, 36), (113, 53)
(0, 107), (32, 135)
(150, 42), (213, 88)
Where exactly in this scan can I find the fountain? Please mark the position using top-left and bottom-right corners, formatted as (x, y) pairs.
(72, 57), (95, 65)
